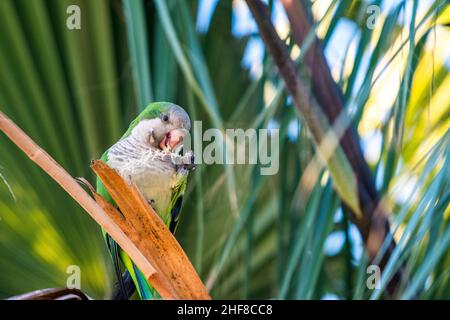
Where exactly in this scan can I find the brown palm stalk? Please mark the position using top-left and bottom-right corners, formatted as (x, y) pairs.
(8, 288), (91, 300)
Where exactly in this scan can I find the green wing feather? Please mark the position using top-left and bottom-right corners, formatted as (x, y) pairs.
(168, 173), (188, 233)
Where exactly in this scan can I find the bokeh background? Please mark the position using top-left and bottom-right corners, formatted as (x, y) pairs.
(0, 0), (449, 299)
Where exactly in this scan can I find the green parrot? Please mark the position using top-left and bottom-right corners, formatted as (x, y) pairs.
(96, 102), (195, 300)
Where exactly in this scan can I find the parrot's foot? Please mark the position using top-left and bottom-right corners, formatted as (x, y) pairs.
(172, 151), (196, 171)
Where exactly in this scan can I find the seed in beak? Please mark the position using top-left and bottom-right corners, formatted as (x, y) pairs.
(159, 129), (187, 151)
(164, 132), (171, 148)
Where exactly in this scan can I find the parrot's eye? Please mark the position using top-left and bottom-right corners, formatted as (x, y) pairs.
(162, 115), (169, 122)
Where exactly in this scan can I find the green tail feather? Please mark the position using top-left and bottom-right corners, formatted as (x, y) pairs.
(120, 250), (157, 300)
(103, 226), (156, 300)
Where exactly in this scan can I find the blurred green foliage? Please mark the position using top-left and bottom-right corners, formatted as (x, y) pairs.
(0, 0), (448, 299)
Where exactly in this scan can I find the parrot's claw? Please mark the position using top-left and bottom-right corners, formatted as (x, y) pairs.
(184, 151), (196, 170)
(147, 199), (156, 209)
(171, 151), (196, 171)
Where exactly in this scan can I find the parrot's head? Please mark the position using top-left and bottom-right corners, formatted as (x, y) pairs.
(126, 102), (191, 153)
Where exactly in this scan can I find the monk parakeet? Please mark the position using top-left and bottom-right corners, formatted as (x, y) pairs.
(96, 102), (195, 300)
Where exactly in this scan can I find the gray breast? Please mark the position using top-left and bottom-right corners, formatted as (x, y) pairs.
(107, 137), (177, 215)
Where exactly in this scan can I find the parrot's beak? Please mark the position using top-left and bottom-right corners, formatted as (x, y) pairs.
(159, 128), (189, 152)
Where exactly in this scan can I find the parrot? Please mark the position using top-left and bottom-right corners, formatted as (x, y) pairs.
(96, 102), (195, 300)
